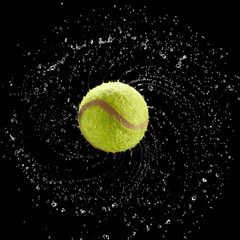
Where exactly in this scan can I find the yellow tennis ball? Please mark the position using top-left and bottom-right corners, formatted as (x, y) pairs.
(78, 81), (149, 153)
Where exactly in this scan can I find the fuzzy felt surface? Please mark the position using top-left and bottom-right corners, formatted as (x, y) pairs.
(78, 82), (149, 152)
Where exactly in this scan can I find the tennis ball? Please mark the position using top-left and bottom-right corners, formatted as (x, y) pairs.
(78, 81), (149, 153)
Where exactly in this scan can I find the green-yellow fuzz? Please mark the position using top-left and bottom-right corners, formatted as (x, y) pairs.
(78, 81), (149, 153)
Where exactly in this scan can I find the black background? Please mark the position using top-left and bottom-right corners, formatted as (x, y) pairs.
(2, 0), (239, 239)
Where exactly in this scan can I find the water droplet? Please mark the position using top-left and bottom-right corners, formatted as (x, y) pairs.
(10, 134), (15, 141)
(51, 201), (57, 207)
(146, 225), (150, 232)
(111, 202), (118, 208)
(102, 207), (107, 212)
(80, 209), (86, 215)
(48, 64), (56, 71)
(165, 219), (171, 225)
(191, 195), (197, 201)
(148, 85), (153, 91)
(118, 26), (122, 33)
(176, 62), (182, 68)
(202, 178), (207, 183)
(102, 234), (110, 240)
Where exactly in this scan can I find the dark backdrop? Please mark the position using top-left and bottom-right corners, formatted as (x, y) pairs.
(2, 1), (239, 240)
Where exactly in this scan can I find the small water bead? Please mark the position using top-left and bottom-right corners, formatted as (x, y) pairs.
(51, 201), (57, 207)
(102, 235), (110, 240)
(202, 178), (207, 183)
(148, 85), (154, 91)
(191, 195), (197, 201)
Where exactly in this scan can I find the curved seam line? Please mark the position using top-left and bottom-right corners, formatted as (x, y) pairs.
(78, 99), (148, 130)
